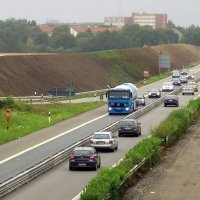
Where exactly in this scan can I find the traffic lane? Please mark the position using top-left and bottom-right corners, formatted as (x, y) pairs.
(0, 113), (124, 183)
(3, 92), (198, 200)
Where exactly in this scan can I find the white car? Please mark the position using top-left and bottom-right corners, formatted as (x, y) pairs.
(89, 131), (118, 152)
(162, 82), (174, 92)
(148, 88), (161, 98)
(182, 85), (194, 95)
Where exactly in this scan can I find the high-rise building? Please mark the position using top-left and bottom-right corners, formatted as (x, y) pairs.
(132, 13), (167, 29)
(104, 12), (168, 29)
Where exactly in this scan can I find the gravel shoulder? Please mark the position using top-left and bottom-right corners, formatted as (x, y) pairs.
(123, 118), (200, 200)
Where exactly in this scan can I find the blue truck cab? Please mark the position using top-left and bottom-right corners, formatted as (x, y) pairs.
(106, 83), (138, 114)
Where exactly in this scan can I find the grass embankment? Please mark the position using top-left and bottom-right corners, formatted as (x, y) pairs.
(0, 98), (105, 145)
(80, 98), (200, 200)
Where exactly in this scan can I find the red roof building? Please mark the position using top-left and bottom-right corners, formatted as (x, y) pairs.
(70, 26), (123, 37)
(39, 25), (54, 36)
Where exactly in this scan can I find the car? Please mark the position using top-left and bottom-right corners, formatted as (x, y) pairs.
(187, 73), (195, 79)
(162, 82), (174, 92)
(69, 147), (101, 170)
(181, 68), (189, 75)
(136, 93), (146, 106)
(187, 81), (198, 92)
(172, 70), (180, 78)
(182, 85), (194, 95)
(118, 118), (141, 137)
(148, 88), (161, 98)
(164, 94), (179, 107)
(171, 77), (181, 86)
(89, 131), (118, 152)
(179, 75), (188, 84)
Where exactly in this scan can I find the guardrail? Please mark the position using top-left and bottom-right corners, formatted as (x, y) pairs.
(0, 86), (186, 198)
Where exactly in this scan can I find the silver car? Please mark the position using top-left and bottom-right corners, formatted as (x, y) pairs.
(90, 131), (118, 152)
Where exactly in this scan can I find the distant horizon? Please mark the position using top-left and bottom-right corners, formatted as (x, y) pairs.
(0, 0), (199, 28)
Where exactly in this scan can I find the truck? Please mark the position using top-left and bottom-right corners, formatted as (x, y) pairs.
(106, 83), (138, 115)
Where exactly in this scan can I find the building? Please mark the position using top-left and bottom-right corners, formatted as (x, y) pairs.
(104, 12), (168, 29)
(70, 26), (123, 37)
(132, 13), (167, 29)
(39, 24), (54, 36)
(104, 17), (132, 27)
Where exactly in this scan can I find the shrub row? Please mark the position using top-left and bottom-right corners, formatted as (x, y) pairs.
(80, 98), (200, 200)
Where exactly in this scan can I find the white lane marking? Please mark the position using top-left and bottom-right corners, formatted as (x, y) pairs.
(0, 114), (108, 165)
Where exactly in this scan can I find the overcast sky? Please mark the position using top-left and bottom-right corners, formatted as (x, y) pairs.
(0, 0), (199, 27)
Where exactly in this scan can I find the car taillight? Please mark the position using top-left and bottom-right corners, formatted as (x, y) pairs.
(90, 139), (94, 144)
(89, 155), (95, 160)
(70, 155), (75, 160)
(109, 140), (113, 144)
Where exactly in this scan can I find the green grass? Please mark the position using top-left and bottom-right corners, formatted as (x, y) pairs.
(90, 50), (121, 60)
(137, 72), (171, 87)
(0, 101), (105, 145)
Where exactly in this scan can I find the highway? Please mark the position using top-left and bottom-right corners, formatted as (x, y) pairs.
(1, 66), (200, 200)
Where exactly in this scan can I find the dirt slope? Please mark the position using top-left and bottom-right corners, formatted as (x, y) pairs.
(0, 44), (200, 96)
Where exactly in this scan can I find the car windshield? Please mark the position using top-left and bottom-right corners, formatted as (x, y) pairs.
(166, 95), (176, 99)
(92, 134), (110, 139)
(74, 150), (91, 156)
(120, 120), (136, 126)
(137, 94), (144, 99)
(150, 88), (159, 92)
(163, 82), (172, 86)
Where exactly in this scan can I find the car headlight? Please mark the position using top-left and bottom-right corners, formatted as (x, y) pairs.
(125, 108), (129, 111)
(108, 107), (112, 111)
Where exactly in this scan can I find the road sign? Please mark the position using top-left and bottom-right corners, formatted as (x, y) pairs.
(159, 52), (171, 74)
(48, 82), (75, 96)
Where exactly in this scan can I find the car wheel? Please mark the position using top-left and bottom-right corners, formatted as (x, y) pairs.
(111, 147), (115, 152)
(182, 93), (184, 95)
(118, 133), (122, 137)
(98, 160), (101, 168)
(94, 163), (98, 171)
(69, 166), (74, 171)
(164, 104), (166, 107)
(192, 93), (194, 95)
(115, 145), (118, 150)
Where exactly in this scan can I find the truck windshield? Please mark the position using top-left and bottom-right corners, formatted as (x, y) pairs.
(108, 91), (130, 99)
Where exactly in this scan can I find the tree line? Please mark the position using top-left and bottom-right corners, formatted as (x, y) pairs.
(0, 18), (199, 53)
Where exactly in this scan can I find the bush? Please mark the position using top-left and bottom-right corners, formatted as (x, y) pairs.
(81, 168), (125, 200)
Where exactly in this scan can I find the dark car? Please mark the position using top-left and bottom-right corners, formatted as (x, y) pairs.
(181, 68), (189, 75)
(69, 147), (101, 170)
(179, 75), (188, 84)
(136, 93), (146, 106)
(148, 88), (161, 98)
(164, 94), (179, 107)
(118, 119), (141, 137)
